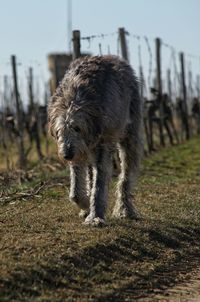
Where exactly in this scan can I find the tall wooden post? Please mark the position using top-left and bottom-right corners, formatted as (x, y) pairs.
(197, 75), (200, 100)
(2, 76), (10, 169)
(3, 76), (9, 107)
(188, 68), (193, 103)
(67, 0), (72, 53)
(167, 69), (172, 102)
(155, 37), (165, 146)
(99, 43), (102, 55)
(72, 30), (81, 60)
(118, 27), (129, 62)
(11, 55), (26, 169)
(28, 67), (34, 109)
(180, 52), (190, 140)
(139, 66), (144, 99)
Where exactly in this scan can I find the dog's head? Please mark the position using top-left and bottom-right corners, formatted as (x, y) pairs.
(49, 105), (102, 164)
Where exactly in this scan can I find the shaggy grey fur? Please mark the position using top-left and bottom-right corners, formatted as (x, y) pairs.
(48, 55), (142, 226)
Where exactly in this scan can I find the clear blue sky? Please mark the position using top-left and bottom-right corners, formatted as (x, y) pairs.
(0, 0), (200, 101)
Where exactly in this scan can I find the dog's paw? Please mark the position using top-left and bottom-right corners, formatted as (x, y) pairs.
(69, 195), (89, 210)
(112, 206), (141, 220)
(79, 209), (88, 218)
(83, 215), (106, 227)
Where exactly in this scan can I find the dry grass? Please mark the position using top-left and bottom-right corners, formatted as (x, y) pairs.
(1, 138), (200, 301)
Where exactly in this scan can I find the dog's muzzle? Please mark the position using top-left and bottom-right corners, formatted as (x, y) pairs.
(63, 143), (75, 160)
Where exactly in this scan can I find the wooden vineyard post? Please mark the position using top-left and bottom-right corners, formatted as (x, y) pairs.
(197, 75), (200, 100)
(155, 37), (165, 146)
(167, 69), (172, 102)
(11, 55), (26, 169)
(72, 30), (81, 60)
(118, 27), (129, 62)
(180, 52), (190, 140)
(28, 67), (34, 110)
(28, 67), (43, 160)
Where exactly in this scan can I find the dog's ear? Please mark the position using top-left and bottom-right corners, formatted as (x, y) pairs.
(48, 120), (56, 139)
(48, 122), (53, 137)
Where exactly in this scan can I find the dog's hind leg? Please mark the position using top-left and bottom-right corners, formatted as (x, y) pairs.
(69, 164), (90, 212)
(113, 126), (142, 219)
(84, 147), (112, 226)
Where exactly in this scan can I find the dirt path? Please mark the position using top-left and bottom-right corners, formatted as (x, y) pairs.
(139, 267), (200, 302)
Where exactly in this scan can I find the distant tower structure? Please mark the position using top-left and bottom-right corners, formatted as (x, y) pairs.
(67, 0), (72, 53)
(48, 52), (90, 95)
(48, 53), (73, 95)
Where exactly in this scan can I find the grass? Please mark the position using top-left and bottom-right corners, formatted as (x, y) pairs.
(0, 135), (57, 171)
(1, 138), (200, 301)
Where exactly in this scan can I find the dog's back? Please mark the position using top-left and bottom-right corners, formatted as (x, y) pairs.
(61, 55), (141, 140)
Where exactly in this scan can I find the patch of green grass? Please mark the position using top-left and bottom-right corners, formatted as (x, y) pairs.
(0, 135), (57, 171)
(141, 138), (200, 184)
(1, 138), (200, 301)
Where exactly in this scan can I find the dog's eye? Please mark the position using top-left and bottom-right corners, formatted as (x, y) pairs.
(55, 130), (60, 138)
(73, 126), (81, 133)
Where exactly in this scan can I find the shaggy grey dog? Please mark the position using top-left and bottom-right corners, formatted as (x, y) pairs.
(48, 55), (142, 226)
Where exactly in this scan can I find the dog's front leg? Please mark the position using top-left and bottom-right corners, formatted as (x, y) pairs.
(69, 164), (89, 212)
(84, 147), (112, 226)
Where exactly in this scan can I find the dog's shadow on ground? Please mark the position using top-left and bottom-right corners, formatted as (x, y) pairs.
(2, 217), (200, 301)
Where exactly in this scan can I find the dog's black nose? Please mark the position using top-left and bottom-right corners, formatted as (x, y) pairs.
(63, 145), (74, 160)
